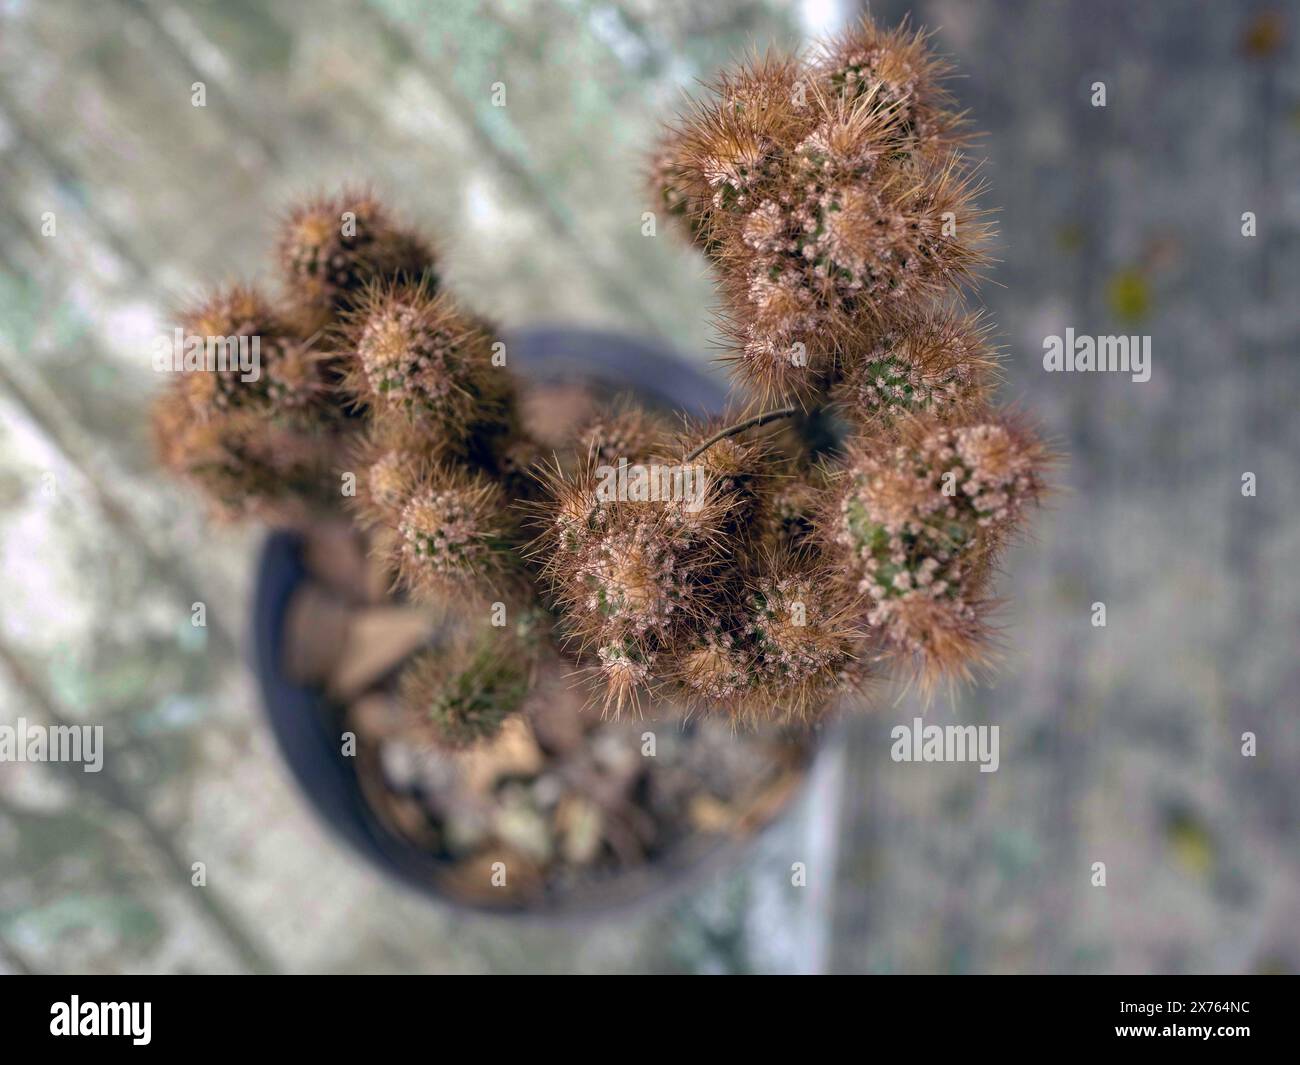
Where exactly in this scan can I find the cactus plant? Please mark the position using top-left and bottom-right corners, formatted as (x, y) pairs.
(155, 15), (1052, 753)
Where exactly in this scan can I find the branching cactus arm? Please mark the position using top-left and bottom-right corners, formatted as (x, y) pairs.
(154, 16), (1053, 749)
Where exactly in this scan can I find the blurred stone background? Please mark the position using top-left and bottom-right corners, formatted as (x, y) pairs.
(0, 0), (1296, 973)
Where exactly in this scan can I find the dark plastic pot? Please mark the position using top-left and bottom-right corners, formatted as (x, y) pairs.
(252, 326), (815, 919)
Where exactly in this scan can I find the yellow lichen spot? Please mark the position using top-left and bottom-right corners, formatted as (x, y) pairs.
(1166, 813), (1213, 877)
(1107, 269), (1151, 324)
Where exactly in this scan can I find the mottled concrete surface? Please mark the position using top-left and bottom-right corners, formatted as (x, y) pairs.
(0, 0), (1296, 973)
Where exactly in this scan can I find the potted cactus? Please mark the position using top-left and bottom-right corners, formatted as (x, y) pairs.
(153, 16), (1050, 914)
